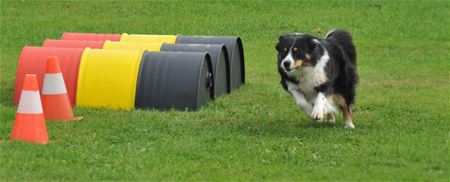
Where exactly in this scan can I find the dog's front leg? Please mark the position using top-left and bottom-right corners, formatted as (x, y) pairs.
(311, 92), (336, 121)
(311, 92), (326, 121)
(290, 90), (313, 115)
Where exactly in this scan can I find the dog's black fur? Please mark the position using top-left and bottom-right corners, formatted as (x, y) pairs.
(275, 29), (358, 127)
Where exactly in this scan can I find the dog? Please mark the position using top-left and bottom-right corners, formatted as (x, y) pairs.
(275, 29), (358, 128)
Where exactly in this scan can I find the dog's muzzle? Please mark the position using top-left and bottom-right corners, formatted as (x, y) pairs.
(281, 59), (302, 72)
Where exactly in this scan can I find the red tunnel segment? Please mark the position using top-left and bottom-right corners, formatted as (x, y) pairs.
(61, 32), (121, 41)
(43, 39), (105, 49)
(14, 46), (84, 106)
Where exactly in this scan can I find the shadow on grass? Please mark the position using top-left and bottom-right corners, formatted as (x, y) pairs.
(198, 115), (346, 139)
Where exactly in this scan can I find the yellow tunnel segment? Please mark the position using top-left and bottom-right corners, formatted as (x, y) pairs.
(120, 33), (177, 44)
(76, 48), (142, 110)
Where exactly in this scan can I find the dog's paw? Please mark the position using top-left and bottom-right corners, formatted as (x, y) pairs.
(344, 122), (355, 129)
(310, 108), (324, 121)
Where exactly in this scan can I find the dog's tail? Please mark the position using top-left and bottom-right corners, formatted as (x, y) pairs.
(325, 29), (356, 67)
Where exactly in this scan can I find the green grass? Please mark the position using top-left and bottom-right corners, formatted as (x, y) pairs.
(1, 0), (449, 181)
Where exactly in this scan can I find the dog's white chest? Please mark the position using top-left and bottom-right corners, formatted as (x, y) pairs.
(286, 68), (317, 103)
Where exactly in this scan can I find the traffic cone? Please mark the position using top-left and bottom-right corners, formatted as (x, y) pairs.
(11, 74), (48, 144)
(42, 56), (83, 121)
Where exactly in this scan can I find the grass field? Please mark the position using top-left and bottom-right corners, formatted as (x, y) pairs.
(1, 0), (449, 181)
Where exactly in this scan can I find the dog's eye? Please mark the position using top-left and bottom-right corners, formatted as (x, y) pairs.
(283, 48), (287, 52)
(293, 47), (298, 52)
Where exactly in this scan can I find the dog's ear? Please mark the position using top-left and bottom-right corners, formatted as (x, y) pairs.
(275, 35), (284, 51)
(276, 35), (289, 51)
(309, 37), (319, 51)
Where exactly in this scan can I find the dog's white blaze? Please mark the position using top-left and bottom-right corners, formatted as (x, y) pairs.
(312, 40), (329, 87)
(281, 51), (294, 70)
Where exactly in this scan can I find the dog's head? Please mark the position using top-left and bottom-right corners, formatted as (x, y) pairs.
(275, 34), (319, 73)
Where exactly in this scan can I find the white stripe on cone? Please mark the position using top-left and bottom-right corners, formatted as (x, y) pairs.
(42, 73), (67, 95)
(17, 90), (43, 114)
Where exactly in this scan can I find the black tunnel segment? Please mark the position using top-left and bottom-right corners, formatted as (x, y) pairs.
(176, 36), (244, 91)
(135, 51), (213, 111)
(160, 43), (230, 97)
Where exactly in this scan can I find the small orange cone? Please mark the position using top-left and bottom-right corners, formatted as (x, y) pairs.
(11, 74), (48, 144)
(41, 56), (83, 121)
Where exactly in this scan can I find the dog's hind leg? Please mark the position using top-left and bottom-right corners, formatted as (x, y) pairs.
(326, 113), (335, 123)
(333, 94), (355, 128)
(325, 95), (336, 123)
(342, 105), (354, 128)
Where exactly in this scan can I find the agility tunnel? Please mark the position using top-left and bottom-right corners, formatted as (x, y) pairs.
(118, 34), (244, 90)
(14, 32), (245, 111)
(76, 49), (142, 110)
(135, 51), (213, 110)
(60, 33), (244, 91)
(160, 43), (229, 97)
(14, 47), (83, 106)
(175, 36), (245, 90)
(101, 42), (229, 97)
(43, 39), (161, 52)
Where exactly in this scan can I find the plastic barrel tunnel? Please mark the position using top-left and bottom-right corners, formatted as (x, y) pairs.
(135, 51), (213, 110)
(61, 32), (121, 41)
(14, 47), (84, 106)
(176, 35), (245, 90)
(160, 43), (229, 97)
(76, 49), (141, 110)
(43, 39), (105, 49)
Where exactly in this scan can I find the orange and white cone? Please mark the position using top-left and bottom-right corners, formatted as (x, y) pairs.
(11, 74), (48, 144)
(42, 56), (83, 121)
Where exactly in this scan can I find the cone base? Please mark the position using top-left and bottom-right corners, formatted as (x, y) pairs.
(71, 116), (83, 122)
(47, 115), (84, 122)
(10, 113), (48, 144)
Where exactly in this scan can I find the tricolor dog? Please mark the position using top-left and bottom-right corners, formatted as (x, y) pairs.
(275, 29), (358, 128)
